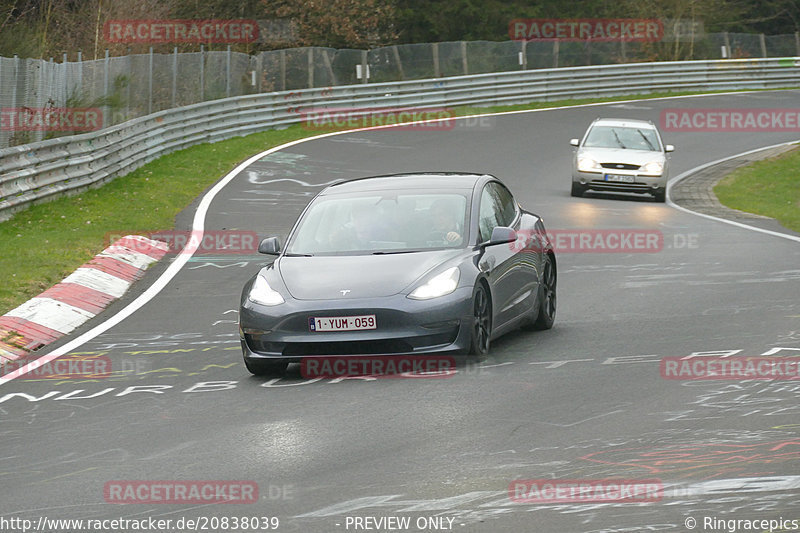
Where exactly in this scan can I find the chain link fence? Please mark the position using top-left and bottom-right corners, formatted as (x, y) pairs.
(1, 33), (799, 148)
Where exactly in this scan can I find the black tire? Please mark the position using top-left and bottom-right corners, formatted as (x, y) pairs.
(571, 182), (585, 197)
(244, 358), (289, 376)
(653, 188), (666, 203)
(467, 283), (491, 357)
(532, 254), (556, 330)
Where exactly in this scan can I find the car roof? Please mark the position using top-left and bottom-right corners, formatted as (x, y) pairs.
(320, 172), (491, 195)
(591, 118), (656, 129)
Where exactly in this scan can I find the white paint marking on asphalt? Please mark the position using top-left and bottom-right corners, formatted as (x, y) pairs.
(666, 140), (800, 243)
(1, 89), (795, 384)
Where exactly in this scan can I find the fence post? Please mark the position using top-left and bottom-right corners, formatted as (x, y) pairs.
(104, 49), (109, 128)
(256, 52), (263, 92)
(723, 32), (731, 58)
(553, 40), (559, 68)
(172, 46), (178, 107)
(461, 41), (468, 75)
(62, 53), (68, 105)
(200, 44), (205, 102)
(759, 33), (767, 58)
(280, 49), (286, 91)
(226, 45), (232, 97)
(321, 49), (337, 85)
(77, 50), (83, 98)
(308, 48), (314, 88)
(520, 40), (527, 70)
(360, 50), (368, 84)
(148, 47), (153, 114)
(432, 42), (440, 77)
(393, 45), (405, 80)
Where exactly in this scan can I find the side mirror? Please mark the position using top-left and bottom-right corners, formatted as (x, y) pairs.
(484, 226), (517, 247)
(665, 144), (675, 153)
(258, 236), (281, 255)
(569, 138), (580, 147)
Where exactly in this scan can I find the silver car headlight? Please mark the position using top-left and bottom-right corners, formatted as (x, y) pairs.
(248, 275), (285, 306)
(577, 157), (602, 172)
(408, 267), (460, 300)
(640, 161), (664, 176)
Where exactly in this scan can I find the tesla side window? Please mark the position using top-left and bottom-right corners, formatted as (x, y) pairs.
(479, 182), (517, 242)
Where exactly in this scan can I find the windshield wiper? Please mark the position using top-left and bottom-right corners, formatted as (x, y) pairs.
(372, 250), (423, 255)
(284, 252), (314, 257)
(612, 129), (627, 149)
(636, 129), (656, 150)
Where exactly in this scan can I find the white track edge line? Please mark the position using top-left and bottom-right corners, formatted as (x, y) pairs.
(666, 140), (800, 243)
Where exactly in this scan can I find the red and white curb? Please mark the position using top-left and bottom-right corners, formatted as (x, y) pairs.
(0, 235), (168, 365)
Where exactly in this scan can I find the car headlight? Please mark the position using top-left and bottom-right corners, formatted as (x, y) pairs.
(248, 275), (285, 306)
(408, 267), (460, 300)
(640, 161), (664, 176)
(577, 157), (602, 172)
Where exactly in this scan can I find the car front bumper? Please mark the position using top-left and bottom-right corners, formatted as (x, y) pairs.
(572, 170), (666, 194)
(239, 286), (475, 362)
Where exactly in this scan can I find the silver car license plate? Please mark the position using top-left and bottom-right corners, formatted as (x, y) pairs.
(604, 174), (635, 183)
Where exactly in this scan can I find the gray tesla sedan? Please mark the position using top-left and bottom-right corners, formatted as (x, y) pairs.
(570, 118), (674, 202)
(239, 173), (556, 376)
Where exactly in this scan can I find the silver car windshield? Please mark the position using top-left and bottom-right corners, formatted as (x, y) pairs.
(286, 191), (469, 255)
(584, 126), (661, 151)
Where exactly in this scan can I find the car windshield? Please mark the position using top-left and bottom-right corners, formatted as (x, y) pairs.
(286, 191), (470, 255)
(583, 125), (661, 151)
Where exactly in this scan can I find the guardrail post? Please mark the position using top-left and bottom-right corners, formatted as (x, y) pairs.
(759, 34), (767, 58)
(172, 46), (178, 107)
(461, 41), (468, 75)
(520, 40), (527, 70)
(226, 45), (232, 97)
(148, 47), (153, 114)
(432, 42), (440, 77)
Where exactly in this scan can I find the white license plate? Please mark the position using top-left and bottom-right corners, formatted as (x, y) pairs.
(605, 174), (635, 183)
(309, 315), (377, 332)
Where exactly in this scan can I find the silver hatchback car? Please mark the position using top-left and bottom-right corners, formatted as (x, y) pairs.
(570, 118), (674, 202)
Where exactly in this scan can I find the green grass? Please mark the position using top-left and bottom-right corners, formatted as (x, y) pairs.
(714, 145), (800, 233)
(0, 89), (783, 314)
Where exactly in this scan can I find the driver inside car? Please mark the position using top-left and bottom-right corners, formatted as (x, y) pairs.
(428, 199), (463, 246)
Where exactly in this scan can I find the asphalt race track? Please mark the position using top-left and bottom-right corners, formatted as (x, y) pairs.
(2, 91), (800, 533)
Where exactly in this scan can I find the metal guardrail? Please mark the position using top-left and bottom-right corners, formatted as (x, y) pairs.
(2, 57), (799, 222)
